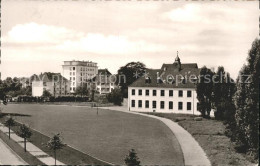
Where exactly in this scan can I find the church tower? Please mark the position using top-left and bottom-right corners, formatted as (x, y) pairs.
(174, 51), (181, 71)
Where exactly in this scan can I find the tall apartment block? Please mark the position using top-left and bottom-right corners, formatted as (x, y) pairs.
(62, 60), (98, 93)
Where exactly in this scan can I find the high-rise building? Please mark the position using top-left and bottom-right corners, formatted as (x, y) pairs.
(62, 60), (98, 93)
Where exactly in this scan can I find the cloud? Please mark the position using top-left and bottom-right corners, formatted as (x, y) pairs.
(162, 4), (202, 22)
(2, 22), (166, 55)
(3, 22), (82, 44)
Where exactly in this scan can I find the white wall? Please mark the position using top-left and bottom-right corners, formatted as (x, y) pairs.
(32, 81), (43, 97)
(128, 87), (201, 115)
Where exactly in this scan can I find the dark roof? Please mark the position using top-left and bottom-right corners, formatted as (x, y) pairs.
(98, 69), (111, 75)
(129, 63), (200, 88)
(31, 72), (69, 82)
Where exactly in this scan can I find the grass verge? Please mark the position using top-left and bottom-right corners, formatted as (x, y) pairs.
(0, 126), (44, 165)
(143, 113), (256, 166)
(0, 116), (111, 165)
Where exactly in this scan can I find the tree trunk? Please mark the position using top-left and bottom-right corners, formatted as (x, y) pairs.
(24, 138), (26, 152)
(8, 127), (10, 139)
(54, 149), (56, 166)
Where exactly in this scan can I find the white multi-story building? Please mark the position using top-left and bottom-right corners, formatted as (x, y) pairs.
(128, 55), (201, 115)
(62, 60), (98, 93)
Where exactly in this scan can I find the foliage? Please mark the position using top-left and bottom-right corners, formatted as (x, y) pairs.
(233, 38), (259, 158)
(196, 66), (214, 118)
(106, 88), (123, 106)
(46, 133), (65, 165)
(117, 62), (146, 98)
(75, 83), (89, 97)
(4, 116), (16, 139)
(124, 149), (141, 166)
(42, 90), (52, 98)
(18, 124), (32, 152)
(212, 67), (236, 120)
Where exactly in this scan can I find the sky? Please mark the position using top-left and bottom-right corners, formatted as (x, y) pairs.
(1, 0), (259, 79)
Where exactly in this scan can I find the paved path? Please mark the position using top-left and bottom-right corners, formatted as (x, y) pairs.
(0, 123), (65, 165)
(102, 106), (211, 166)
(0, 138), (27, 165)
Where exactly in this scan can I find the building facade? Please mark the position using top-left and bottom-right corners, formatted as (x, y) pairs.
(128, 55), (201, 115)
(62, 60), (98, 93)
(32, 73), (70, 97)
(95, 69), (115, 94)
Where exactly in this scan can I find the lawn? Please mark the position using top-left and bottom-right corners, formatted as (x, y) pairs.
(145, 112), (256, 166)
(1, 104), (184, 165)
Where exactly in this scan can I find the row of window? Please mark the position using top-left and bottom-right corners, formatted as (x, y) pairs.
(131, 100), (194, 110)
(132, 89), (192, 97)
(70, 87), (76, 91)
(69, 67), (96, 71)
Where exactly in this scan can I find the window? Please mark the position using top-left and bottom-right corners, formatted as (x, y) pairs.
(145, 90), (149, 96)
(187, 90), (192, 97)
(152, 101), (156, 108)
(73, 77), (75, 81)
(145, 100), (149, 108)
(187, 102), (192, 110)
(132, 89), (135, 95)
(178, 102), (183, 110)
(138, 89), (142, 96)
(160, 101), (165, 109)
(138, 100), (142, 108)
(73, 72), (75, 76)
(73, 67), (75, 70)
(169, 101), (173, 109)
(161, 90), (165, 96)
(179, 90), (183, 97)
(131, 100), (135, 107)
(73, 87), (75, 91)
(153, 90), (157, 96)
(169, 90), (173, 97)
(70, 77), (72, 81)
(70, 72), (72, 76)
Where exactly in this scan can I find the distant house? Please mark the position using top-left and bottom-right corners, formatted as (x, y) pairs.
(20, 77), (30, 88)
(128, 55), (201, 115)
(32, 72), (70, 97)
(93, 69), (116, 94)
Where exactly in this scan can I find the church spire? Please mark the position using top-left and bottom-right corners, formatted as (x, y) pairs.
(175, 51), (180, 63)
(174, 51), (181, 70)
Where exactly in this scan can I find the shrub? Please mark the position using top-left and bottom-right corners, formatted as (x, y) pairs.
(106, 88), (123, 106)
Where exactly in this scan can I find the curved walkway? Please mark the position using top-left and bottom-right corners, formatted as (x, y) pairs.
(102, 106), (211, 166)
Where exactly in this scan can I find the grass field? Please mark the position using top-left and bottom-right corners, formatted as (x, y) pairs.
(1, 104), (184, 165)
(145, 113), (256, 166)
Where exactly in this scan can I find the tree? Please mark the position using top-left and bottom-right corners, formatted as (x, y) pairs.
(4, 116), (15, 139)
(117, 62), (146, 98)
(46, 133), (65, 165)
(212, 67), (236, 120)
(196, 66), (214, 118)
(124, 149), (141, 166)
(18, 124), (32, 152)
(75, 83), (89, 97)
(234, 38), (259, 157)
(42, 90), (52, 98)
(106, 88), (123, 106)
